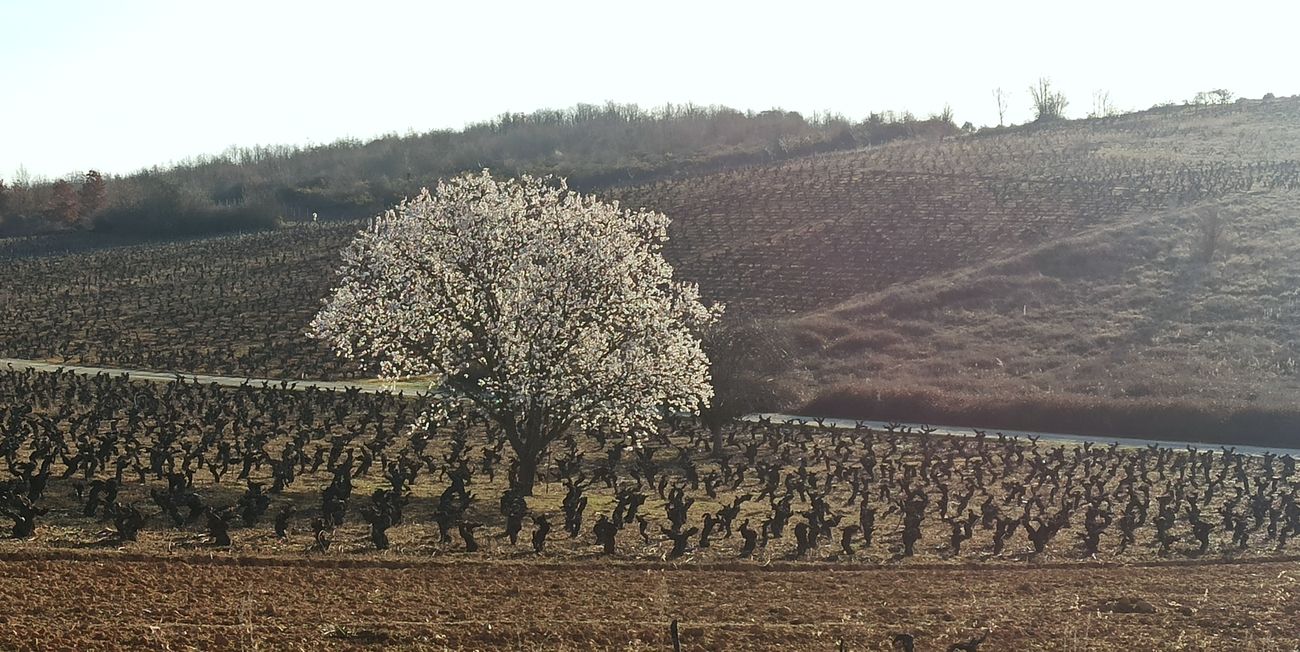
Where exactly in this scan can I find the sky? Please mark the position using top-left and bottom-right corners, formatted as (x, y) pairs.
(2, 0), (1297, 181)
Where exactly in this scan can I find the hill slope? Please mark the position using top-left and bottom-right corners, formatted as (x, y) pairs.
(796, 188), (1300, 415)
(0, 98), (1297, 436)
(612, 98), (1300, 314)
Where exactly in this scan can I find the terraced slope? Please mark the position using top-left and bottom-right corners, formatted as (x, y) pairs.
(619, 167), (1158, 314)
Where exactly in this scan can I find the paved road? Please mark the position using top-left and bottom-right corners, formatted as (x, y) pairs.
(4, 357), (1298, 456)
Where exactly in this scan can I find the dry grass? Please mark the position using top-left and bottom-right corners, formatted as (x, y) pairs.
(796, 189), (1300, 443)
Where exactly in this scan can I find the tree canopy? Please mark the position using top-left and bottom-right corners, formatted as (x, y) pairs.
(310, 171), (718, 492)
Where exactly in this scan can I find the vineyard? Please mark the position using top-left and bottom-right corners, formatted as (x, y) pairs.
(3, 98), (1300, 650)
(2, 99), (1298, 389)
(612, 98), (1300, 314)
(0, 366), (1298, 649)
(0, 223), (363, 379)
(5, 365), (1297, 561)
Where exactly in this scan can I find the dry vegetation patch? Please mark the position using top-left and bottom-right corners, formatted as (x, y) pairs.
(797, 189), (1300, 442)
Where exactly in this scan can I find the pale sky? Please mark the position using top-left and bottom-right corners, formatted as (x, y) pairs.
(2, 0), (1296, 181)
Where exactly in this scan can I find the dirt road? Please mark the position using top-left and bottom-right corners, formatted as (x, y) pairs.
(0, 357), (426, 395)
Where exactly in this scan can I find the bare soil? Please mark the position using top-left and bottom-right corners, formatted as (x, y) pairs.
(2, 552), (1297, 651)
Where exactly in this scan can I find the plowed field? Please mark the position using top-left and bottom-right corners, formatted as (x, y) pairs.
(2, 553), (1297, 650)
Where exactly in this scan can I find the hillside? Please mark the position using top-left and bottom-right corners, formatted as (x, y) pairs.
(612, 98), (1300, 314)
(0, 223), (358, 378)
(0, 103), (952, 237)
(795, 185), (1300, 438)
(1, 97), (1298, 441)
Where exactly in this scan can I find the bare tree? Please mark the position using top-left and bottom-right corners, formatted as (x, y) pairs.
(931, 104), (955, 125)
(698, 313), (797, 456)
(993, 88), (1008, 127)
(12, 165), (32, 189)
(1029, 78), (1069, 122)
(1089, 90), (1116, 118)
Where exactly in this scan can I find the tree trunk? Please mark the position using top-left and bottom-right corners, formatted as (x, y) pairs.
(509, 422), (548, 496)
(500, 414), (562, 496)
(514, 452), (540, 496)
(709, 422), (726, 460)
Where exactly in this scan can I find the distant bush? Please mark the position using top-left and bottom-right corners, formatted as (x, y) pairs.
(7, 102), (967, 239)
(699, 313), (802, 445)
(804, 383), (1300, 449)
(1193, 206), (1227, 262)
(93, 179), (280, 236)
(0, 214), (57, 238)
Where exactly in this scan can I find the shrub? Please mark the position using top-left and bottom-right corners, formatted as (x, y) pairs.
(93, 180), (280, 236)
(803, 383), (1300, 448)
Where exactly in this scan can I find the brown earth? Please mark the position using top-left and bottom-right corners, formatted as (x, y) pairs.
(2, 552), (1297, 651)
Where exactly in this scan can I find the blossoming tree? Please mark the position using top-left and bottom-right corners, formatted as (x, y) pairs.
(310, 171), (717, 494)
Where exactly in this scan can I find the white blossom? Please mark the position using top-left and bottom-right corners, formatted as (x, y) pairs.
(310, 171), (718, 488)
